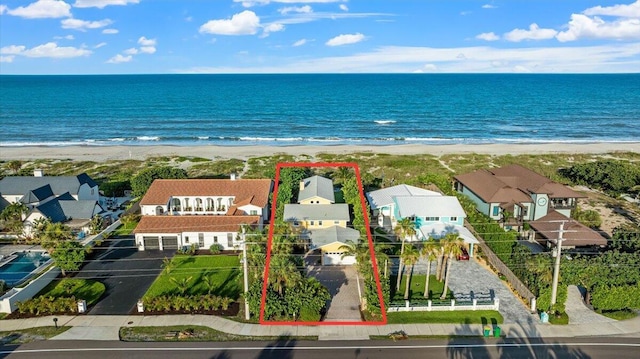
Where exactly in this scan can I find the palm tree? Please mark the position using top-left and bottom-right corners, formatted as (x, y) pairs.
(338, 239), (369, 270)
(39, 222), (73, 252)
(440, 235), (463, 300)
(269, 254), (301, 295)
(394, 217), (416, 291)
(170, 276), (193, 296)
(420, 239), (440, 298)
(401, 244), (420, 300)
(202, 275), (216, 295)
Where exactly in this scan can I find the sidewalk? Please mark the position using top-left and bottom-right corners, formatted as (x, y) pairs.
(2, 314), (639, 341)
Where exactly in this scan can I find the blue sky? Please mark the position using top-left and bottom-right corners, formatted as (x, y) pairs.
(1, 0), (639, 74)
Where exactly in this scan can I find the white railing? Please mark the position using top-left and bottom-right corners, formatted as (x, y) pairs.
(387, 298), (499, 312)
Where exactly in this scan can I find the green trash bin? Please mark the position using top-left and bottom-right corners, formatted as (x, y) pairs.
(483, 326), (491, 337)
(494, 326), (501, 337)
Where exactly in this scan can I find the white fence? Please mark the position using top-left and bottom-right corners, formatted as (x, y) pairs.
(387, 298), (499, 312)
(0, 267), (61, 313)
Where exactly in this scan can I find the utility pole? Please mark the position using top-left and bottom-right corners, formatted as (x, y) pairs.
(242, 226), (250, 320)
(550, 221), (565, 306)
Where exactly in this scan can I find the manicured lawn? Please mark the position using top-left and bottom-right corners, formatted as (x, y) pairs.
(113, 221), (138, 236)
(390, 274), (452, 303)
(144, 255), (241, 299)
(386, 310), (504, 324)
(598, 309), (638, 321)
(38, 279), (106, 306)
(0, 326), (71, 344)
(119, 325), (317, 342)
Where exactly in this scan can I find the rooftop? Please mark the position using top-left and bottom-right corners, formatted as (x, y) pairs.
(366, 184), (440, 209)
(298, 175), (335, 203)
(394, 195), (467, 219)
(139, 179), (272, 207)
(529, 210), (607, 247)
(283, 204), (350, 222)
(134, 215), (261, 234)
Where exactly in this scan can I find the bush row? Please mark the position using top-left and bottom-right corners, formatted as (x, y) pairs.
(142, 294), (234, 313)
(17, 296), (78, 315)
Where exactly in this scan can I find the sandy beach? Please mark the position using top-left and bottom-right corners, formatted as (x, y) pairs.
(1, 143), (639, 162)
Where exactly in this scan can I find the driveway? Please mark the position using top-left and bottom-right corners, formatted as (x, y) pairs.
(305, 255), (362, 322)
(76, 238), (170, 315)
(444, 259), (539, 325)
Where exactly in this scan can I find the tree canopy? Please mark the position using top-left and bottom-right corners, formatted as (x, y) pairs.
(130, 166), (187, 197)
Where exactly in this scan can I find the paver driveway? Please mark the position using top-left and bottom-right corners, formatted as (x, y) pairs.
(76, 238), (170, 315)
(305, 257), (362, 322)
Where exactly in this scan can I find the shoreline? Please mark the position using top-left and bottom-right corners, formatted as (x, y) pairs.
(1, 143), (639, 162)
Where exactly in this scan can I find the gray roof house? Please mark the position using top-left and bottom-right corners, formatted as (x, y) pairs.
(0, 171), (99, 204)
(298, 175), (335, 204)
(283, 204), (350, 223)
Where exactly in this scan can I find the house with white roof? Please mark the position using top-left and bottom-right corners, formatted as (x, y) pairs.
(283, 175), (360, 265)
(366, 184), (478, 256)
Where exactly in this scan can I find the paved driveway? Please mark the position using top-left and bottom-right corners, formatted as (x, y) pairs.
(76, 238), (170, 315)
(305, 256), (362, 322)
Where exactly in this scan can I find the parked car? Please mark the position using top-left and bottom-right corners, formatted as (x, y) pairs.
(457, 247), (469, 261)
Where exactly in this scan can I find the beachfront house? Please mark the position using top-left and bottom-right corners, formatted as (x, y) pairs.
(134, 176), (272, 251)
(454, 164), (606, 248)
(0, 170), (104, 237)
(283, 175), (359, 265)
(366, 185), (479, 256)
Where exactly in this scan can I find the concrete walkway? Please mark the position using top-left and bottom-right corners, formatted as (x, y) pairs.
(2, 313), (639, 342)
(565, 285), (617, 324)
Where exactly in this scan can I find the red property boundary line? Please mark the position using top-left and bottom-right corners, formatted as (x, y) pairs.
(259, 162), (387, 326)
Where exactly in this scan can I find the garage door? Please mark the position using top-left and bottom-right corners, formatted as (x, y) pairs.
(162, 236), (179, 250)
(322, 252), (356, 266)
(143, 236), (160, 250)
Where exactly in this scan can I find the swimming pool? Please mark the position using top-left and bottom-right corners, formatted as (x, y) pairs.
(0, 251), (51, 287)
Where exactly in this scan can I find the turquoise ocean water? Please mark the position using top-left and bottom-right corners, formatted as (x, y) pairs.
(1, 74), (639, 147)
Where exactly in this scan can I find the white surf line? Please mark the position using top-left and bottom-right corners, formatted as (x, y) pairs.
(3, 342), (640, 354)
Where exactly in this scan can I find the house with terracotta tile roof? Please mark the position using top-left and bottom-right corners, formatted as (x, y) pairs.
(134, 177), (272, 251)
(454, 164), (606, 248)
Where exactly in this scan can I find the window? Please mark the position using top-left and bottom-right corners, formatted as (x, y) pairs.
(318, 221), (323, 226)
(522, 207), (529, 217)
(213, 236), (218, 243)
(492, 206), (500, 216)
(198, 233), (204, 248)
(426, 217), (440, 221)
(334, 221), (340, 225)
(185, 236), (189, 244)
(310, 220), (315, 226)
(227, 233), (233, 247)
(450, 217), (457, 222)
(293, 221), (299, 226)
(250, 210), (258, 215)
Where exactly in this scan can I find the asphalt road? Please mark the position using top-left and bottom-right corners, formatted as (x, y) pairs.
(2, 338), (639, 359)
(75, 238), (170, 315)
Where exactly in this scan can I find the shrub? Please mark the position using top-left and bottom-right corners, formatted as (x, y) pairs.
(209, 243), (223, 254)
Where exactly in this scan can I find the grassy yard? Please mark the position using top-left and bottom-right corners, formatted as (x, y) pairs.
(119, 325), (317, 342)
(113, 221), (138, 236)
(598, 309), (638, 321)
(37, 279), (105, 306)
(0, 326), (71, 344)
(144, 255), (241, 299)
(390, 274), (452, 303)
(386, 310), (504, 324)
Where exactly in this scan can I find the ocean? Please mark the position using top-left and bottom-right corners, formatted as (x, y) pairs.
(1, 74), (639, 147)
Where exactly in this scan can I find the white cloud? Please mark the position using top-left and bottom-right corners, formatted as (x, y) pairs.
(0, 56), (14, 63)
(279, 5), (312, 15)
(0, 5), (7, 14)
(54, 34), (75, 40)
(583, 0), (640, 17)
(504, 23), (558, 42)
(326, 33), (365, 46)
(106, 54), (132, 63)
(460, 11), (472, 16)
(482, 4), (497, 9)
(123, 47), (138, 55)
(94, 42), (107, 49)
(476, 32), (500, 41)
(556, 13), (640, 42)
(235, 0), (340, 7)
(73, 0), (139, 9)
(102, 28), (118, 34)
(6, 0), (71, 19)
(261, 23), (285, 37)
(139, 46), (156, 54)
(179, 43), (640, 74)
(339, 4), (348, 11)
(138, 36), (156, 46)
(199, 10), (261, 35)
(293, 38), (307, 47)
(0, 42), (91, 58)
(61, 18), (113, 31)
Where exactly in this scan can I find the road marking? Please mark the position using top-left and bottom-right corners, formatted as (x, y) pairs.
(3, 342), (640, 354)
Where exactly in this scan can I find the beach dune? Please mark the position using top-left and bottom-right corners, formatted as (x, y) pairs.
(1, 143), (639, 162)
